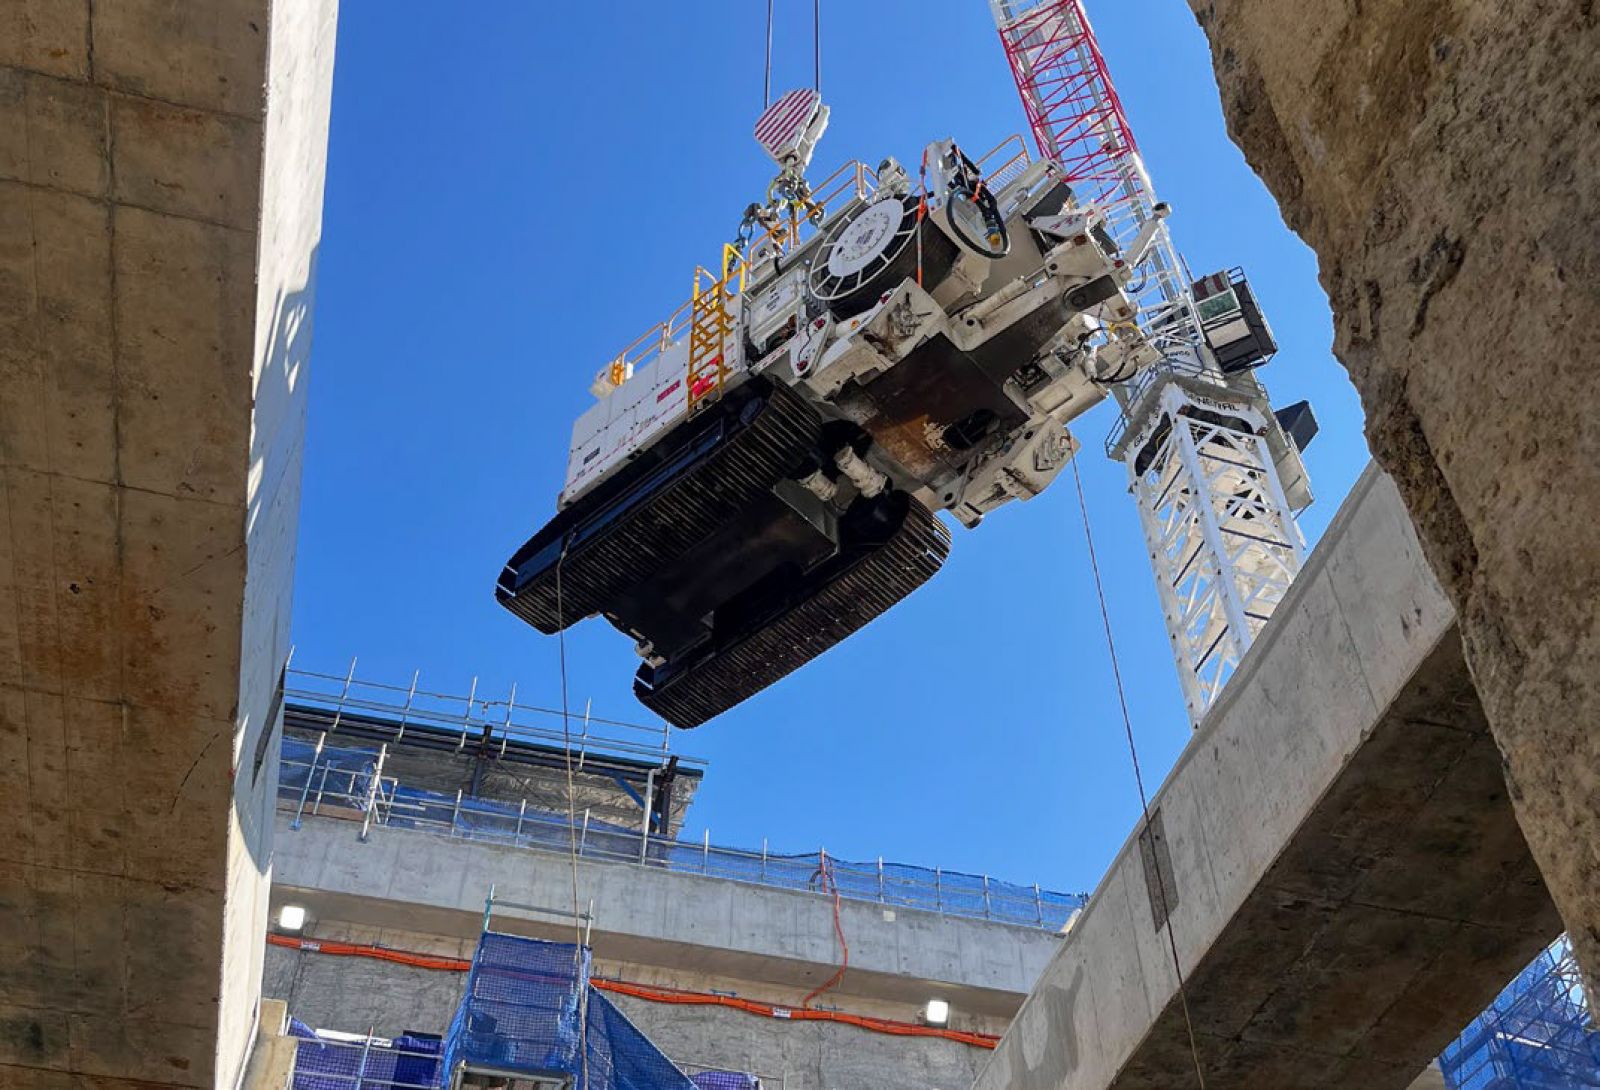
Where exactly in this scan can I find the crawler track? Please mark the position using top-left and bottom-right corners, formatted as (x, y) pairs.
(634, 496), (951, 729)
(497, 381), (822, 633)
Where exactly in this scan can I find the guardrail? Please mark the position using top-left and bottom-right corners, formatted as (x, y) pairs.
(278, 738), (1086, 932)
(286, 1021), (441, 1090)
(283, 662), (703, 770)
(595, 132), (1032, 396)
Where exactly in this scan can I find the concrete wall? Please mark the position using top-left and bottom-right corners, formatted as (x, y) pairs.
(607, 999), (993, 1090)
(271, 814), (1057, 1022)
(1189, 0), (1600, 992)
(267, 810), (1060, 1090)
(0, 4), (334, 1087)
(261, 929), (999, 1090)
(263, 930), (473, 1038)
(974, 466), (1558, 1088)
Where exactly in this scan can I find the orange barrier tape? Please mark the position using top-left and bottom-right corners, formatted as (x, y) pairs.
(265, 933), (999, 1049)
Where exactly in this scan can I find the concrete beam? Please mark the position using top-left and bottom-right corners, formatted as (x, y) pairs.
(271, 813), (1059, 1022)
(974, 467), (1560, 1089)
(0, 4), (334, 1087)
(1189, 0), (1600, 992)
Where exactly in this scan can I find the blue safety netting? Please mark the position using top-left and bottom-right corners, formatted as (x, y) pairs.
(690, 1071), (760, 1090)
(439, 932), (695, 1090)
(280, 737), (382, 810)
(384, 784), (650, 858)
(442, 932), (588, 1080)
(584, 988), (698, 1090)
(288, 1019), (442, 1090)
(278, 739), (1086, 930)
(1440, 936), (1600, 1089)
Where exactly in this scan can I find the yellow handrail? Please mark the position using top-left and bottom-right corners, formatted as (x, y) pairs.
(591, 159), (879, 397)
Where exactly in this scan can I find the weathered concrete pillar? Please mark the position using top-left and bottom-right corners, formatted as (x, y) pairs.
(1188, 0), (1600, 988)
(0, 3), (335, 1086)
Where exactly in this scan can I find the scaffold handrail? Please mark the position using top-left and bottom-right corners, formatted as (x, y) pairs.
(276, 737), (1087, 933)
(284, 662), (706, 770)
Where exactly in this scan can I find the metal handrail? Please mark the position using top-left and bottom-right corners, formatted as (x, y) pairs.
(974, 132), (1032, 188)
(284, 663), (704, 768)
(277, 748), (1085, 932)
(586, 135), (1029, 404)
(594, 157), (879, 399)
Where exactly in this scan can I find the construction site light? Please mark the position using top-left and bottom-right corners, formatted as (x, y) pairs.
(278, 904), (308, 933)
(923, 999), (950, 1027)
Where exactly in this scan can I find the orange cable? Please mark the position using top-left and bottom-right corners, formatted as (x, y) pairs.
(265, 932), (996, 1050)
(268, 932), (471, 972)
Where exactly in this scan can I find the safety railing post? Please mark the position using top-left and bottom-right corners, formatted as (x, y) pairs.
(451, 789), (463, 837)
(639, 769), (655, 864)
(395, 668), (419, 742)
(935, 867), (943, 912)
(354, 1025), (376, 1090)
(1034, 883), (1044, 926)
(327, 656), (357, 736)
(358, 744), (387, 842)
(515, 798), (526, 841)
(703, 829), (710, 874)
(982, 875), (992, 919)
(580, 808), (591, 855)
(877, 857), (885, 903)
(289, 731), (326, 830)
(761, 838), (768, 882)
(311, 761), (332, 816)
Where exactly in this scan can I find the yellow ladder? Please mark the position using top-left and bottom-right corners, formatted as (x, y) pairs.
(686, 245), (746, 415)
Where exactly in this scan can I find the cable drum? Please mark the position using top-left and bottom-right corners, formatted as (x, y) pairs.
(808, 195), (957, 318)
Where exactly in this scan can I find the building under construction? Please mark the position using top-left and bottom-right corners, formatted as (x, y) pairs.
(3, 2), (1598, 1090)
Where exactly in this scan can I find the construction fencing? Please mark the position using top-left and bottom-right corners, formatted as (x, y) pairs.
(1439, 936), (1600, 1089)
(279, 737), (1086, 931)
(288, 1021), (442, 1090)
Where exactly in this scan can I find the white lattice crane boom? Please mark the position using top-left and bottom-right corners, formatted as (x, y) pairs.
(991, 0), (1316, 725)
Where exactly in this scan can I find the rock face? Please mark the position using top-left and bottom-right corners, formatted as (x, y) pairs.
(1190, 0), (1600, 989)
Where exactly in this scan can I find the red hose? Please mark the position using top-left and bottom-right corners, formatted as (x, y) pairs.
(799, 851), (849, 1009)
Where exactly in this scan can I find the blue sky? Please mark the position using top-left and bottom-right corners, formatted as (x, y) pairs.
(290, 1), (1370, 896)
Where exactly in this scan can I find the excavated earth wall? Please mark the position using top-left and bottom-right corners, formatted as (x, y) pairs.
(1189, 0), (1600, 988)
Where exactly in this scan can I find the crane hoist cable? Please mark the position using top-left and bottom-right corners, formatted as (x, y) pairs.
(813, 0), (821, 92)
(764, 0), (774, 107)
(761, 0), (821, 110)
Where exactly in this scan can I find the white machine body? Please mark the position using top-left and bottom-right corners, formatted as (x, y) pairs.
(558, 139), (1164, 527)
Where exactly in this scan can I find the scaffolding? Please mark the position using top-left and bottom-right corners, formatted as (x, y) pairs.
(287, 930), (721, 1090)
(276, 733), (1086, 931)
(1440, 936), (1600, 1089)
(281, 662), (706, 838)
(287, 1022), (443, 1090)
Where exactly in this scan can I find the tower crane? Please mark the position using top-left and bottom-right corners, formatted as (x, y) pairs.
(993, 0), (1316, 725)
(495, 4), (1316, 730)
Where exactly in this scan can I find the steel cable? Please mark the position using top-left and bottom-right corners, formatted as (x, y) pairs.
(1066, 441), (1208, 1089)
(554, 548), (591, 1090)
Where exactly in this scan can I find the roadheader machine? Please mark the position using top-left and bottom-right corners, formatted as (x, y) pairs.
(496, 78), (1290, 729)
